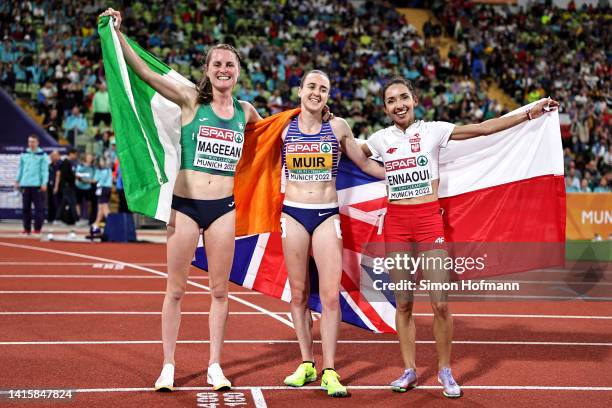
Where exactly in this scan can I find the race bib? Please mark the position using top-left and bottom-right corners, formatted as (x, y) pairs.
(384, 154), (432, 200)
(193, 125), (244, 173)
(286, 142), (333, 182)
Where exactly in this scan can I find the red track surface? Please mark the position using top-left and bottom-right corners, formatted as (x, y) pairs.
(0, 238), (611, 407)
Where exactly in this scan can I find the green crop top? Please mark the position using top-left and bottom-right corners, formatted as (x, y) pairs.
(180, 98), (246, 176)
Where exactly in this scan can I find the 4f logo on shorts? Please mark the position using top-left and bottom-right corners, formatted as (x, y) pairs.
(434, 237), (445, 244)
(386, 147), (398, 154)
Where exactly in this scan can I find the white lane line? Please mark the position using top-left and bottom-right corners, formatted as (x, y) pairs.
(250, 387), (267, 408)
(1, 385), (611, 393)
(0, 311), (289, 315)
(1, 340), (610, 346)
(0, 275), (208, 279)
(1, 311), (610, 320)
(0, 262), (167, 266)
(0, 291), (260, 295)
(428, 313), (612, 320)
(0, 242), (293, 329)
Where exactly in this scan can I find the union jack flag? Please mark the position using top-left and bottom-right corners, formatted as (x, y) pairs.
(193, 156), (397, 332)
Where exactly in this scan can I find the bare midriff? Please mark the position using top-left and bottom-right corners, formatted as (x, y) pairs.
(173, 169), (234, 200)
(284, 180), (338, 204)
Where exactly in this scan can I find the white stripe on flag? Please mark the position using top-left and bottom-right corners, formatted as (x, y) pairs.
(439, 101), (563, 197)
(150, 92), (181, 221)
(337, 182), (386, 206)
(109, 21), (164, 188)
(281, 278), (291, 302)
(242, 233), (270, 289)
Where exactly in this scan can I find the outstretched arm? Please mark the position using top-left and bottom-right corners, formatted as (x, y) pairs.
(99, 8), (195, 108)
(334, 118), (385, 179)
(450, 98), (559, 141)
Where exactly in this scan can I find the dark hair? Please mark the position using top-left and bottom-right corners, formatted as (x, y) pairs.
(196, 44), (241, 105)
(299, 69), (330, 88)
(381, 76), (416, 105)
(27, 135), (39, 141)
(67, 148), (77, 155)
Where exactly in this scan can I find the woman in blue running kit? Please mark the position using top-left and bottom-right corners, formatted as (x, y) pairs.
(100, 8), (264, 392)
(280, 70), (383, 397)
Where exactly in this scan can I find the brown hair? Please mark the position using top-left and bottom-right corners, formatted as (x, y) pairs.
(196, 44), (241, 105)
(381, 76), (416, 105)
(299, 69), (330, 88)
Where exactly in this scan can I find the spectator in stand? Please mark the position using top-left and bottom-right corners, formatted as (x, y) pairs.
(42, 107), (62, 140)
(578, 178), (592, 193)
(92, 82), (111, 125)
(593, 176), (610, 193)
(75, 153), (96, 226)
(93, 130), (112, 159)
(565, 177), (578, 193)
(63, 106), (87, 146)
(15, 135), (48, 234)
(54, 148), (79, 225)
(47, 150), (61, 223)
(37, 81), (57, 114)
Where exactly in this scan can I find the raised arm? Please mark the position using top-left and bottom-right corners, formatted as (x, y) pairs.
(100, 8), (195, 108)
(333, 118), (385, 179)
(450, 98), (559, 141)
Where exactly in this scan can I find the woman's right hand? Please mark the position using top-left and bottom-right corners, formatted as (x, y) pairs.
(100, 8), (122, 30)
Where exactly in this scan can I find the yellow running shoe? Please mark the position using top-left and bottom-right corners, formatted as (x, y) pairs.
(284, 362), (317, 387)
(321, 369), (348, 398)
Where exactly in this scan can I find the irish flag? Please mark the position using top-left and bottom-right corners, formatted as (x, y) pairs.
(99, 15), (184, 222)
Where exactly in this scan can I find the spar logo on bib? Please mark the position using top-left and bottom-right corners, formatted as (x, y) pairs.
(193, 125), (244, 172)
(384, 157), (416, 172)
(286, 141), (333, 182)
(385, 153), (432, 200)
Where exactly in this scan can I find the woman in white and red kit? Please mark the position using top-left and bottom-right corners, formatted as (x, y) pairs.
(362, 76), (558, 398)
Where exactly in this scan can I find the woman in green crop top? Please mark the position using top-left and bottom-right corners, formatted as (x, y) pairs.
(101, 8), (264, 392)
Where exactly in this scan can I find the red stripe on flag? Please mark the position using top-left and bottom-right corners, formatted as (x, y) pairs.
(440, 174), (566, 242)
(251, 232), (288, 298)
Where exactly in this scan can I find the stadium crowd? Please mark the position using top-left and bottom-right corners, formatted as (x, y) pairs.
(1, 0), (610, 194)
(433, 0), (610, 191)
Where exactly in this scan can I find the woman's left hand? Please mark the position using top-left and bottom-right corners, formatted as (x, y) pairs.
(529, 97), (560, 119)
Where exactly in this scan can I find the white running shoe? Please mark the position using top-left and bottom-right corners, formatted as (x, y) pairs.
(154, 363), (175, 391)
(206, 363), (231, 391)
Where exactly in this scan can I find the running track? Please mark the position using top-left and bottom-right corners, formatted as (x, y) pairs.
(0, 238), (611, 407)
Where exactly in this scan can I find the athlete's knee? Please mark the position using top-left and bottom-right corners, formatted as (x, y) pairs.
(210, 284), (229, 301)
(166, 288), (186, 303)
(396, 300), (414, 317)
(431, 301), (450, 319)
(290, 289), (309, 308)
(319, 289), (340, 311)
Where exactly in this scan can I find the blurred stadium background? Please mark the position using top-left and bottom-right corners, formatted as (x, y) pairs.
(0, 0), (610, 248)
